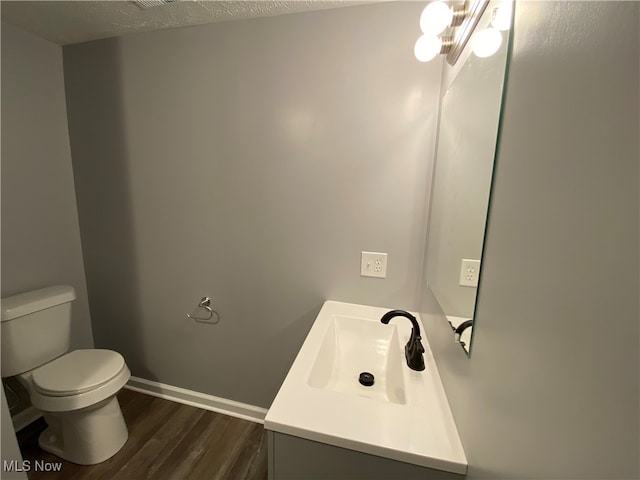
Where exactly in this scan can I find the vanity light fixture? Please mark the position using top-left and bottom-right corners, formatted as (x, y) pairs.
(419, 1), (467, 35)
(471, 26), (502, 57)
(490, 1), (513, 31)
(414, 34), (453, 62)
(414, 0), (490, 65)
(471, 3), (513, 57)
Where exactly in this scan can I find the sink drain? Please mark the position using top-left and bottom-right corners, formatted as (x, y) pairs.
(358, 372), (375, 387)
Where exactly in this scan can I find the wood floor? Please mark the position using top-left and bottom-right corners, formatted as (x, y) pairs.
(16, 389), (268, 480)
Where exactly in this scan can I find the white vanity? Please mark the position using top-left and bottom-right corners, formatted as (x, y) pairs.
(265, 301), (467, 479)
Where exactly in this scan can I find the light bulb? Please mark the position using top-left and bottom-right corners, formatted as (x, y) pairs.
(491, 1), (512, 31)
(414, 35), (443, 62)
(420, 1), (453, 35)
(472, 28), (502, 58)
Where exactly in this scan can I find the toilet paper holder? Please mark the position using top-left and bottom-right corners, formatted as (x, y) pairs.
(186, 297), (220, 324)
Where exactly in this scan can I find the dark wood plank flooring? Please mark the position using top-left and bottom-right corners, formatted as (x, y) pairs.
(16, 389), (268, 480)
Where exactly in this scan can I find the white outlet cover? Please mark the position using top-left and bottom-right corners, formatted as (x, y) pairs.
(361, 251), (388, 278)
(459, 259), (481, 287)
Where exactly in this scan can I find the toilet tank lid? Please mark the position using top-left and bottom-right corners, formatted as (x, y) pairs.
(1, 286), (76, 322)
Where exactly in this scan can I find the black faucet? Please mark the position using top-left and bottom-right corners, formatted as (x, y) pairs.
(380, 310), (425, 371)
(454, 320), (473, 346)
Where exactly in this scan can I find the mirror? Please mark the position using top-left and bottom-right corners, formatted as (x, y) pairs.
(425, 0), (512, 355)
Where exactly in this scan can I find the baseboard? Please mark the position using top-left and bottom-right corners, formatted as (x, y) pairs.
(12, 406), (42, 432)
(125, 376), (268, 424)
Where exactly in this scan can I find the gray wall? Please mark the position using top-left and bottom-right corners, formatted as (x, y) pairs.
(1, 23), (93, 350)
(63, 2), (442, 408)
(1, 22), (94, 470)
(420, 1), (639, 478)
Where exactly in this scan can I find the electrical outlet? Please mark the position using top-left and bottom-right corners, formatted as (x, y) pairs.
(459, 259), (481, 287)
(361, 252), (388, 278)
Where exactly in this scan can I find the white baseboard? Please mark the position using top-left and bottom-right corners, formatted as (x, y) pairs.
(12, 406), (42, 431)
(125, 376), (268, 424)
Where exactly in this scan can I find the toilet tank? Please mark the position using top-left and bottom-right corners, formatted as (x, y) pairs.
(1, 285), (76, 378)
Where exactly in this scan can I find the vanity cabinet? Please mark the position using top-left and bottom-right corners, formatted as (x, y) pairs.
(267, 431), (465, 480)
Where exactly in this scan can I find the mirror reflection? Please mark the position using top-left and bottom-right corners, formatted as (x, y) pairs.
(425, 0), (512, 355)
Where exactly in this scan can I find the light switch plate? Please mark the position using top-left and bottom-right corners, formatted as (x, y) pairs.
(459, 259), (481, 287)
(361, 251), (388, 278)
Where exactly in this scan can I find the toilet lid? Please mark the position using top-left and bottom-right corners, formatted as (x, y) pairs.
(32, 349), (126, 397)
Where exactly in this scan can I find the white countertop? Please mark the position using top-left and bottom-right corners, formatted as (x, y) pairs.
(265, 301), (467, 475)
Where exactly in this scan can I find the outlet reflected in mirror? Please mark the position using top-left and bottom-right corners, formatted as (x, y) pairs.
(424, 0), (512, 356)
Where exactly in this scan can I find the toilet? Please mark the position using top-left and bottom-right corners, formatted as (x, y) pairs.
(1, 285), (131, 465)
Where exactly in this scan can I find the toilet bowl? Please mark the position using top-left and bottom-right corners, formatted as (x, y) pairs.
(21, 349), (131, 465)
(1, 286), (131, 465)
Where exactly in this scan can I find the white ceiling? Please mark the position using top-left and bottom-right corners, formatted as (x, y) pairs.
(1, 0), (374, 45)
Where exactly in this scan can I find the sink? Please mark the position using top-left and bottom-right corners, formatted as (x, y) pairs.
(307, 315), (406, 404)
(265, 301), (468, 475)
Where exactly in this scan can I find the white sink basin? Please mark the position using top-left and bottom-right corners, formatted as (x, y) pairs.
(307, 315), (406, 404)
(265, 301), (467, 475)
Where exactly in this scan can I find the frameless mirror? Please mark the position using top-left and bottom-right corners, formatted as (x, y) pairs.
(425, 0), (512, 355)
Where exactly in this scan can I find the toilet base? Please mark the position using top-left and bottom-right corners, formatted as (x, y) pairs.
(39, 395), (128, 465)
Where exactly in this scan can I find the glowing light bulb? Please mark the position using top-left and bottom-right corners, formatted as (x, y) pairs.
(472, 28), (502, 58)
(491, 1), (513, 31)
(420, 1), (454, 35)
(414, 35), (443, 62)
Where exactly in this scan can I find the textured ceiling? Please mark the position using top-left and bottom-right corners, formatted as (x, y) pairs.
(1, 0), (373, 45)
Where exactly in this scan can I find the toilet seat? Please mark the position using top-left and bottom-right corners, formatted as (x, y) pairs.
(27, 349), (131, 413)
(33, 349), (125, 396)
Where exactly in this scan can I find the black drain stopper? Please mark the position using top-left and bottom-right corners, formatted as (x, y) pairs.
(358, 372), (375, 387)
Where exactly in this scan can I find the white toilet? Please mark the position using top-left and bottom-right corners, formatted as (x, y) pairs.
(1, 285), (131, 465)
